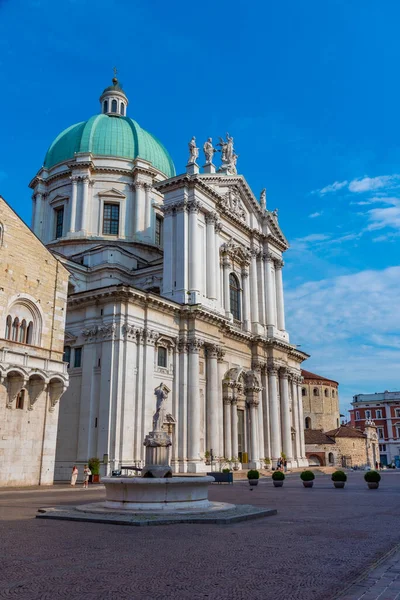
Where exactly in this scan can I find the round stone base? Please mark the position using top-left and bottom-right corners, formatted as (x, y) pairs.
(76, 500), (236, 515)
(101, 475), (215, 512)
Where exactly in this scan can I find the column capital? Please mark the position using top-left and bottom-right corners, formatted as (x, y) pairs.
(205, 211), (218, 225)
(263, 251), (274, 263)
(178, 339), (189, 354)
(279, 368), (289, 380)
(143, 182), (153, 191)
(69, 176), (79, 184)
(241, 268), (249, 278)
(188, 200), (201, 214)
(206, 343), (220, 358)
(188, 338), (203, 353)
(217, 348), (226, 362)
(250, 247), (259, 259)
(274, 258), (284, 269)
(215, 219), (223, 233)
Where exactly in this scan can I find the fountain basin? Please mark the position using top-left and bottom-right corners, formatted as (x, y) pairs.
(101, 476), (215, 511)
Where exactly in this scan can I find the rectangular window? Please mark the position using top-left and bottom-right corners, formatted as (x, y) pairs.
(396, 426), (400, 440)
(377, 427), (384, 439)
(157, 346), (167, 368)
(379, 444), (386, 452)
(365, 410), (371, 420)
(155, 216), (163, 246)
(103, 203), (120, 235)
(376, 409), (382, 419)
(396, 409), (400, 418)
(63, 346), (71, 368)
(74, 347), (82, 368)
(55, 207), (64, 239)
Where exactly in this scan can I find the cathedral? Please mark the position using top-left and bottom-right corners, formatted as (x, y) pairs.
(29, 76), (309, 478)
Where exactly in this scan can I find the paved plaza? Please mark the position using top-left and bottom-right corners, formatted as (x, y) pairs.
(1, 470), (400, 600)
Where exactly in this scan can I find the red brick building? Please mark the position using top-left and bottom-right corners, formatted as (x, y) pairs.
(350, 391), (400, 466)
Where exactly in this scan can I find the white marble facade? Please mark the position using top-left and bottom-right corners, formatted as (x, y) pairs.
(30, 82), (308, 478)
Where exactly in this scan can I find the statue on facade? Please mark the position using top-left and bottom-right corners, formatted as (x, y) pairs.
(272, 208), (279, 218)
(188, 136), (199, 165)
(203, 138), (217, 164)
(217, 133), (237, 174)
(153, 383), (169, 431)
(260, 189), (266, 210)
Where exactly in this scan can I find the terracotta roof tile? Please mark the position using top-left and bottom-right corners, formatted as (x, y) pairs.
(325, 425), (365, 439)
(301, 369), (339, 386)
(304, 429), (336, 445)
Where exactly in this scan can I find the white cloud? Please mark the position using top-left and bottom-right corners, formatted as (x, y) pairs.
(348, 175), (400, 193)
(366, 203), (400, 231)
(314, 180), (348, 196)
(309, 211), (322, 218)
(286, 266), (400, 412)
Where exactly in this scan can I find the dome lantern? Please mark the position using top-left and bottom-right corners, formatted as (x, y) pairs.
(99, 69), (129, 117)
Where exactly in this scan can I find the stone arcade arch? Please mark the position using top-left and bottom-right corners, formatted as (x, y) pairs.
(222, 367), (262, 468)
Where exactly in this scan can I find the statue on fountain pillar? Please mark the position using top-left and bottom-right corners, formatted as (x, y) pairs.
(153, 383), (169, 431)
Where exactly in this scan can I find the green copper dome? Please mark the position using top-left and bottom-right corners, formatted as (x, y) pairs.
(44, 114), (176, 178)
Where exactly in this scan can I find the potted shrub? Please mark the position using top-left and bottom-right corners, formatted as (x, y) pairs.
(88, 457), (101, 483)
(263, 457), (271, 470)
(364, 470), (381, 489)
(272, 470), (285, 487)
(204, 450), (211, 465)
(247, 469), (260, 487)
(331, 470), (347, 489)
(232, 457), (240, 471)
(207, 458), (233, 484)
(300, 470), (315, 488)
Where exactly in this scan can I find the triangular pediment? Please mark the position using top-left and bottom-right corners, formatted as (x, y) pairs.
(64, 331), (77, 343)
(49, 194), (68, 205)
(266, 212), (289, 248)
(98, 188), (126, 198)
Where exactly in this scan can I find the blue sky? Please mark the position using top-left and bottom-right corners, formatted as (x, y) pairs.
(1, 0), (400, 414)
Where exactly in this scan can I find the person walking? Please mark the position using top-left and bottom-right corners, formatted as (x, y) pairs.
(83, 465), (91, 489)
(284, 459), (288, 473)
(70, 465), (78, 486)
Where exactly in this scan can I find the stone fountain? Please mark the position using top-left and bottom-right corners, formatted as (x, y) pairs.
(37, 383), (277, 524)
(101, 383), (215, 512)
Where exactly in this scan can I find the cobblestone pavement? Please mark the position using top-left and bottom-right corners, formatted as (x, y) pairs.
(1, 471), (400, 600)
(337, 545), (400, 600)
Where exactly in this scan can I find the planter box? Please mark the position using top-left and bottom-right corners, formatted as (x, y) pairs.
(273, 481), (284, 487)
(248, 479), (259, 486)
(207, 472), (233, 484)
(302, 481), (314, 488)
(367, 482), (379, 489)
(333, 481), (345, 489)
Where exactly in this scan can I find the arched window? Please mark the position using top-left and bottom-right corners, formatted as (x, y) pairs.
(111, 99), (117, 113)
(12, 317), (19, 341)
(229, 274), (241, 320)
(19, 319), (27, 343)
(16, 389), (25, 410)
(26, 321), (34, 345)
(305, 417), (311, 429)
(103, 100), (108, 113)
(328, 452), (334, 464)
(5, 315), (12, 339)
(302, 388), (306, 396)
(313, 387), (319, 396)
(324, 388), (328, 397)
(332, 390), (335, 397)
(120, 103), (125, 116)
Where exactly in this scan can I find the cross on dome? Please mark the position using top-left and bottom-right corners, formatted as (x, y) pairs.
(100, 70), (129, 117)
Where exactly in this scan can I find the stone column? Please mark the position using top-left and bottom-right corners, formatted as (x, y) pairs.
(33, 192), (43, 237)
(162, 206), (174, 298)
(222, 255), (231, 316)
(215, 221), (222, 308)
(205, 213), (217, 301)
(242, 267), (251, 331)
(297, 378), (306, 460)
(206, 344), (219, 456)
(248, 394), (260, 468)
(144, 183), (153, 239)
(80, 176), (90, 233)
(291, 375), (301, 463)
(249, 249), (260, 331)
(279, 369), (293, 463)
(268, 364), (281, 466)
(223, 397), (232, 459)
(254, 366), (265, 461)
(217, 348), (226, 457)
(134, 181), (145, 240)
(187, 339), (202, 471)
(188, 201), (201, 303)
(69, 177), (78, 233)
(261, 367), (271, 461)
(231, 394), (238, 460)
(258, 252), (266, 326)
(275, 259), (286, 331)
(264, 252), (276, 327)
(178, 340), (188, 471)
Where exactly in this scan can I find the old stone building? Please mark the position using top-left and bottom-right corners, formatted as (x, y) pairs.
(305, 423), (379, 468)
(301, 369), (340, 432)
(0, 196), (69, 486)
(29, 76), (309, 479)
